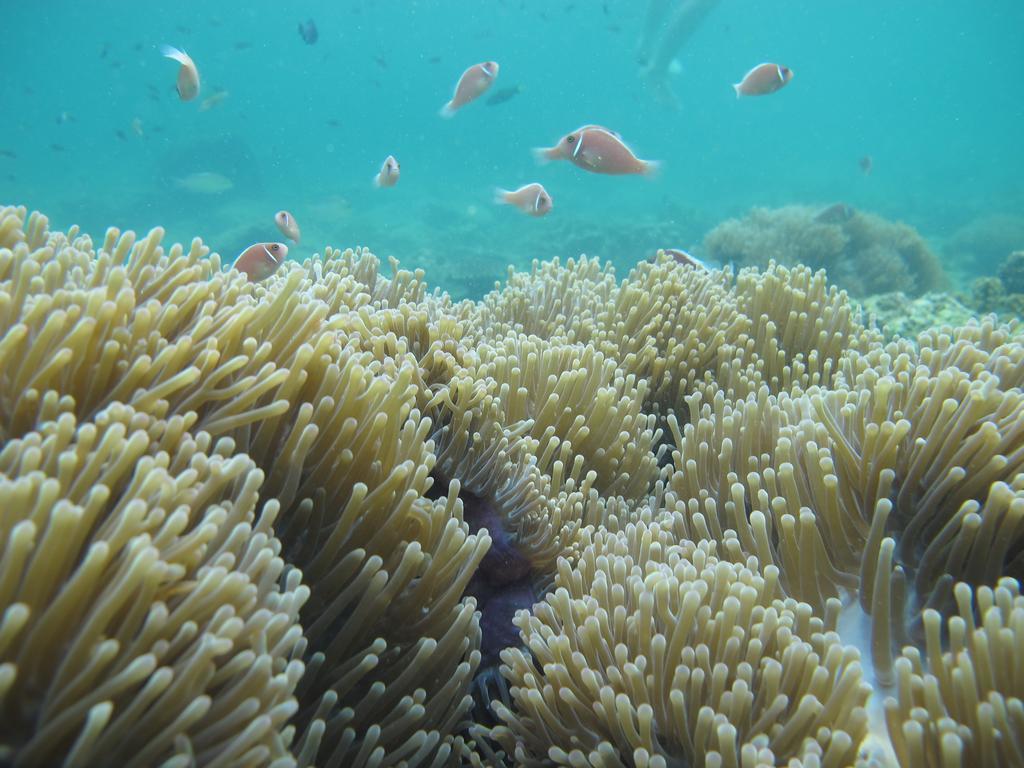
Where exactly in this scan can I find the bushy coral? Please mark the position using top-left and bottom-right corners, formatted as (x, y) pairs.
(702, 205), (947, 297)
(947, 213), (1024, 272)
(2, 203), (1023, 768)
(999, 250), (1024, 294)
(967, 250), (1024, 320)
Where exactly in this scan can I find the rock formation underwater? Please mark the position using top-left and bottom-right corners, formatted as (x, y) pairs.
(1, 204), (1022, 767)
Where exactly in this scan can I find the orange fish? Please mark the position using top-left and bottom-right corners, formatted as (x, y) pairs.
(440, 61), (499, 117)
(232, 242), (287, 282)
(659, 248), (707, 269)
(733, 63), (793, 97)
(374, 155), (400, 187)
(534, 125), (658, 176)
(494, 183), (553, 217)
(160, 45), (200, 101)
(275, 210), (301, 243)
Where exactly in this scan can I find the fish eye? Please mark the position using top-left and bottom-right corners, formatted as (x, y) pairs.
(566, 135), (575, 144)
(270, 244), (279, 252)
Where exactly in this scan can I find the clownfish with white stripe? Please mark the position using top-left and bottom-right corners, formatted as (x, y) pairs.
(493, 183), (553, 217)
(440, 61), (499, 117)
(534, 125), (658, 176)
(159, 44), (200, 101)
(232, 242), (287, 282)
(732, 62), (793, 97)
(274, 211), (301, 243)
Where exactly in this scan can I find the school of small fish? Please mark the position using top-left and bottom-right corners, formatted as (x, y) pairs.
(151, 22), (802, 283)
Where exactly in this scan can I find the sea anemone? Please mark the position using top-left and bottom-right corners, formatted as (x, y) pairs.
(2, 203), (1023, 766)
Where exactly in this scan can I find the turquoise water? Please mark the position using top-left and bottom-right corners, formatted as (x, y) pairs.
(1, 0), (1022, 297)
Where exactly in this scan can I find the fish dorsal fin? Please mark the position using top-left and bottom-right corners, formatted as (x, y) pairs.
(576, 124), (620, 138)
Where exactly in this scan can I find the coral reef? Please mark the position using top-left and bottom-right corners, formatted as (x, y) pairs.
(967, 250), (1024, 320)
(999, 250), (1024, 294)
(860, 291), (976, 340)
(2, 204), (1023, 767)
(702, 205), (947, 298)
(946, 213), (1024, 272)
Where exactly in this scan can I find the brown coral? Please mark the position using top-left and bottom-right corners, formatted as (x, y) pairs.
(702, 205), (946, 298)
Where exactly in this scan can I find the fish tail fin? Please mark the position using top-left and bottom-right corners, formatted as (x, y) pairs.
(642, 160), (661, 179)
(493, 188), (510, 205)
(160, 44), (186, 63)
(439, 101), (456, 118)
(732, 83), (742, 98)
(532, 147), (553, 165)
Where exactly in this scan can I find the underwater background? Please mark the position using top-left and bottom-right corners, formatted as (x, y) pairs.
(2, 0), (1022, 303)
(4, 2), (1024, 766)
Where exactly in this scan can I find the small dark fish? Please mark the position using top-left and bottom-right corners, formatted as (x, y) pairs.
(485, 84), (524, 106)
(99, 42), (111, 59)
(859, 155), (873, 175)
(607, 24), (622, 33)
(50, 144), (65, 152)
(176, 25), (191, 35)
(429, 56), (442, 64)
(133, 42), (143, 52)
(234, 41), (252, 50)
(565, 3), (576, 11)
(298, 18), (318, 45)
(814, 203), (856, 224)
(374, 56), (388, 69)
(115, 129), (127, 141)
(0, 149), (16, 159)
(326, 118), (342, 127)
(109, 60), (122, 70)
(602, 1), (609, 13)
